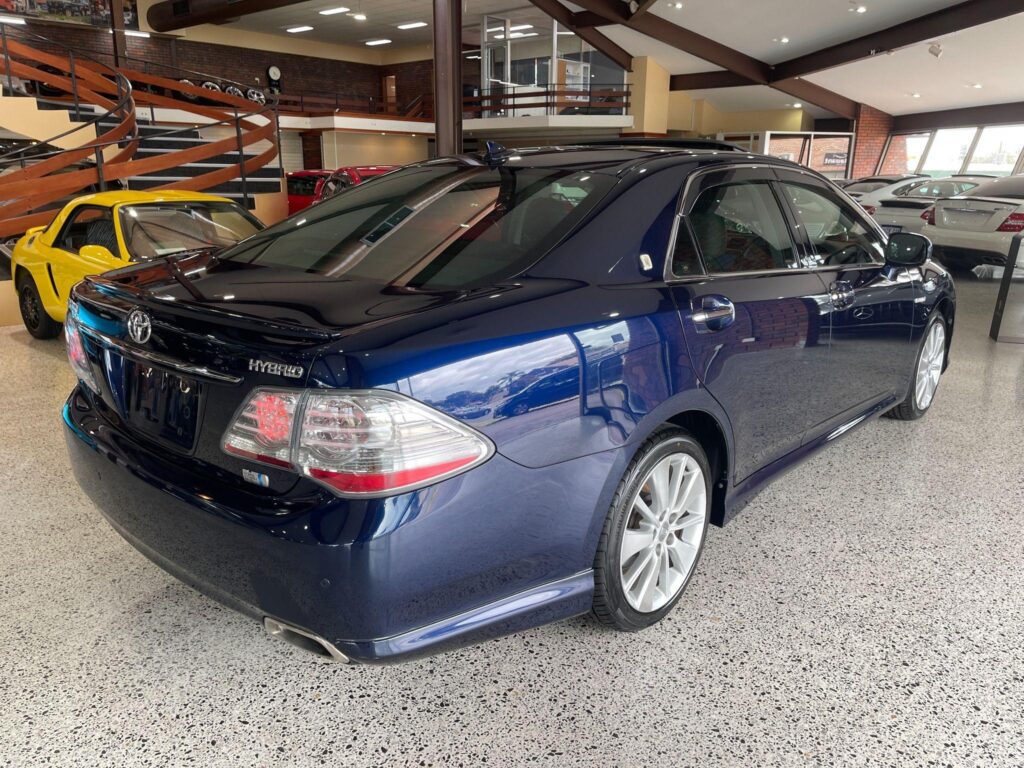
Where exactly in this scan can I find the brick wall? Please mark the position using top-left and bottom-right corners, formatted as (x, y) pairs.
(379, 59), (434, 114)
(852, 104), (893, 178)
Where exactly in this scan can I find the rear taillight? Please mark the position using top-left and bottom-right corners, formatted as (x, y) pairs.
(921, 206), (935, 225)
(65, 305), (99, 394)
(996, 212), (1024, 232)
(222, 388), (493, 496)
(862, 204), (876, 215)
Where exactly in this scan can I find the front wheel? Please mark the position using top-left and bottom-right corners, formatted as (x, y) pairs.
(592, 428), (711, 630)
(18, 275), (61, 340)
(887, 313), (946, 421)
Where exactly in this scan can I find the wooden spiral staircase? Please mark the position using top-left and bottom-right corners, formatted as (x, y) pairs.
(0, 27), (281, 244)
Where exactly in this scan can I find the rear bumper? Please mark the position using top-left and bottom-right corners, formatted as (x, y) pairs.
(922, 226), (1012, 268)
(64, 388), (624, 662)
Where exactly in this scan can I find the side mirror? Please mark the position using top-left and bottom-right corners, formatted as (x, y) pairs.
(79, 244), (116, 262)
(885, 231), (931, 267)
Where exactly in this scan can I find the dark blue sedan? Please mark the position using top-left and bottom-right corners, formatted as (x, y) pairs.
(62, 144), (955, 663)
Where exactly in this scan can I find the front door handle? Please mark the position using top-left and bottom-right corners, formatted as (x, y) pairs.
(829, 280), (855, 309)
(691, 295), (735, 332)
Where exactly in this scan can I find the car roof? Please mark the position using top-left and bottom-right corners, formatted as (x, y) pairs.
(65, 190), (235, 207)
(441, 144), (800, 177)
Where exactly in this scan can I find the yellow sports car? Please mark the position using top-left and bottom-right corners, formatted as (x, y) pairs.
(11, 190), (264, 338)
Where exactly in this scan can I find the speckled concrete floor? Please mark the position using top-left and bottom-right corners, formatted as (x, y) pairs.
(1, 278), (1023, 768)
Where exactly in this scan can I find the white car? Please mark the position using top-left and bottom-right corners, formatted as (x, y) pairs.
(842, 174), (926, 208)
(921, 175), (1024, 269)
(871, 177), (991, 236)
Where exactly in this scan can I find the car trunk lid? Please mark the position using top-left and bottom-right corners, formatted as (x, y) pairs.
(932, 196), (1021, 232)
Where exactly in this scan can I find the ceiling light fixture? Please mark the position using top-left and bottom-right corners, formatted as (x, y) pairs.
(911, 92), (921, 98)
(287, 25), (314, 33)
(791, 102), (802, 108)
(318, 6), (349, 14)
(970, 82), (983, 89)
(365, 38), (391, 46)
(349, 12), (367, 21)
(673, 2), (683, 8)
(397, 21), (427, 29)
(928, 42), (943, 58)
(773, 36), (790, 44)
(485, 24), (533, 33)
(848, 2), (867, 12)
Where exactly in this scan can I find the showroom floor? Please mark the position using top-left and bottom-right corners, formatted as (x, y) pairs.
(1, 278), (1022, 767)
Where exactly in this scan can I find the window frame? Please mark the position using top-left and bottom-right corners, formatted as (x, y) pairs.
(52, 204), (122, 258)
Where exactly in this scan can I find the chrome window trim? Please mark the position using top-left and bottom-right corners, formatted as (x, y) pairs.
(80, 326), (243, 384)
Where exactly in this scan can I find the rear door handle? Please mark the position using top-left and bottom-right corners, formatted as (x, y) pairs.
(691, 295), (735, 332)
(829, 280), (855, 309)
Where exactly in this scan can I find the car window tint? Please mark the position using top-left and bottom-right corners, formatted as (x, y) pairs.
(686, 182), (796, 273)
(781, 183), (883, 267)
(670, 220), (704, 276)
(56, 206), (120, 257)
(217, 164), (617, 290)
(287, 176), (321, 196)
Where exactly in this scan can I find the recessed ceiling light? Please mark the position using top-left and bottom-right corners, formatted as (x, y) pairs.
(287, 25), (314, 33)
(849, 3), (867, 12)
(791, 102), (802, 108)
(970, 83), (983, 89)
(911, 92), (921, 98)
(365, 38), (391, 46)
(351, 12), (367, 20)
(318, 6), (349, 14)
(672, 2), (683, 8)
(773, 36), (790, 44)
(397, 21), (427, 29)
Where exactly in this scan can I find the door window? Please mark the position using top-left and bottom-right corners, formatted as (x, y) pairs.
(780, 183), (883, 267)
(685, 181), (797, 273)
(54, 206), (121, 257)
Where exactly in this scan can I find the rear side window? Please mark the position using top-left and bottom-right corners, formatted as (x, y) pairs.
(219, 164), (616, 290)
(964, 176), (1024, 200)
(686, 182), (796, 273)
(287, 176), (322, 196)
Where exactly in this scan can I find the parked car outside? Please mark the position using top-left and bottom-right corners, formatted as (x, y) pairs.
(286, 170), (332, 215)
(921, 175), (1024, 268)
(62, 145), (954, 663)
(312, 165), (397, 204)
(11, 190), (263, 338)
(870, 176), (990, 235)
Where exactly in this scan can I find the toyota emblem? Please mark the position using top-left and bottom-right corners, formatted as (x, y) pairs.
(126, 308), (152, 345)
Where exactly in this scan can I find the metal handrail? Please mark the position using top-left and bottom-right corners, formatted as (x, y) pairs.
(0, 25), (136, 163)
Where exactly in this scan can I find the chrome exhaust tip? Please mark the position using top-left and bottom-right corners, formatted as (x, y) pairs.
(263, 617), (350, 663)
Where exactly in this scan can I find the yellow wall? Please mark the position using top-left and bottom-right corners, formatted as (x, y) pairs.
(321, 133), (429, 168)
(627, 57), (669, 135)
(667, 96), (812, 135)
(0, 283), (19, 327)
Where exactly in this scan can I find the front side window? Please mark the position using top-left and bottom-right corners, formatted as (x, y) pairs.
(685, 182), (796, 273)
(215, 163), (616, 290)
(118, 202), (262, 261)
(781, 183), (883, 267)
(55, 206), (120, 257)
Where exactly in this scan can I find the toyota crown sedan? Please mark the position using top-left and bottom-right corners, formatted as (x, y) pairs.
(62, 145), (955, 663)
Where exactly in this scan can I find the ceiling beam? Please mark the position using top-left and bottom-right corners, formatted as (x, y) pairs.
(527, 0), (634, 72)
(771, 0), (1024, 81)
(670, 71), (755, 90)
(147, 0), (308, 32)
(629, 0), (661, 20)
(570, 11), (611, 28)
(773, 78), (858, 119)
(893, 101), (1024, 132)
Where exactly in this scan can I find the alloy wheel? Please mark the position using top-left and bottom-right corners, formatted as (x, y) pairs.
(915, 321), (945, 410)
(619, 452), (706, 613)
(19, 286), (40, 331)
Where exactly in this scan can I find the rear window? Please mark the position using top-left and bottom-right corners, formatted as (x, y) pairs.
(905, 180), (978, 198)
(964, 176), (1024, 200)
(218, 163), (616, 290)
(843, 181), (886, 194)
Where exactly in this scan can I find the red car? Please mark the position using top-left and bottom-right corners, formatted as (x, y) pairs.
(285, 170), (332, 215)
(313, 165), (396, 204)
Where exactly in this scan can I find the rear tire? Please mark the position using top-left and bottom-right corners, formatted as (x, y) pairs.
(887, 313), (946, 421)
(18, 274), (61, 340)
(593, 427), (711, 631)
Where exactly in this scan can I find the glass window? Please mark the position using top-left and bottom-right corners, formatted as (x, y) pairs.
(686, 182), (796, 273)
(781, 183), (883, 267)
(965, 125), (1024, 177)
(920, 127), (977, 177)
(56, 206), (120, 257)
(904, 179), (979, 198)
(119, 202), (262, 260)
(878, 133), (930, 174)
(287, 175), (324, 197)
(670, 220), (704, 276)
(217, 163), (617, 290)
(964, 176), (1024, 200)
